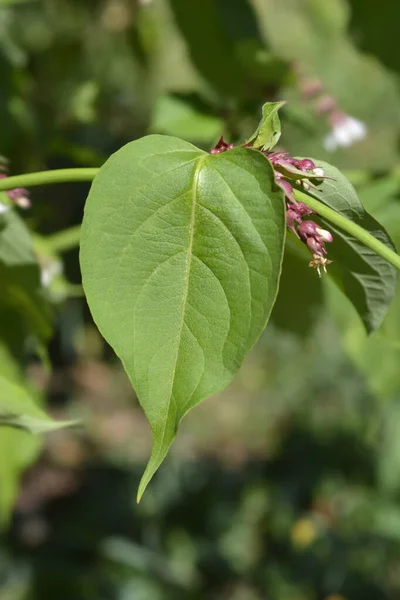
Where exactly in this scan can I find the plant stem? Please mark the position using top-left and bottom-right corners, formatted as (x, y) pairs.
(0, 169), (99, 191)
(1, 168), (399, 271)
(46, 225), (81, 252)
(294, 188), (400, 271)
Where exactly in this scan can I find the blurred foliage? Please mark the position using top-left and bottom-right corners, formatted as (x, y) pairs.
(0, 0), (400, 598)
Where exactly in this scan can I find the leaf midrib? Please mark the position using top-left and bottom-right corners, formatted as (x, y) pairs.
(150, 154), (207, 458)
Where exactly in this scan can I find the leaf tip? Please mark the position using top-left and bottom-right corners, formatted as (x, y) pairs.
(136, 428), (178, 501)
(136, 467), (154, 504)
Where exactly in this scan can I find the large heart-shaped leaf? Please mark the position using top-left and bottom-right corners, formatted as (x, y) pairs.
(80, 135), (285, 499)
(296, 161), (397, 332)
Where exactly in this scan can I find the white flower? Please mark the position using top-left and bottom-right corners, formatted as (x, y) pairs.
(14, 195), (31, 209)
(0, 202), (10, 215)
(311, 166), (325, 180)
(316, 227), (333, 243)
(323, 114), (367, 152)
(41, 259), (63, 287)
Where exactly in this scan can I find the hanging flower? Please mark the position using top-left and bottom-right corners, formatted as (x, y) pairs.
(208, 136), (334, 276)
(0, 201), (10, 216)
(308, 254), (333, 278)
(323, 111), (367, 152)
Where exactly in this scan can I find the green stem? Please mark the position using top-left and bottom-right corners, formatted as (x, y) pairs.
(294, 188), (400, 271)
(46, 225), (81, 253)
(0, 168), (98, 191)
(1, 168), (400, 271)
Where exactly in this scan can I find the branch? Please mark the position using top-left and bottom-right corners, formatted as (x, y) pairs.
(0, 169), (99, 191)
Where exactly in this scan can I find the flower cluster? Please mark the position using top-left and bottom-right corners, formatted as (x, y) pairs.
(323, 112), (367, 153)
(267, 152), (324, 204)
(209, 139), (334, 276)
(296, 69), (367, 152)
(287, 203), (333, 277)
(266, 152), (334, 275)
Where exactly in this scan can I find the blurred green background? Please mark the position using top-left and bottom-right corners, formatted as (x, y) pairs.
(1, 0), (400, 599)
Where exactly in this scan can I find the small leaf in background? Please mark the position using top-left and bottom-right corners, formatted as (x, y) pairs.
(0, 341), (41, 527)
(296, 160), (397, 333)
(326, 184), (400, 399)
(0, 427), (40, 526)
(0, 373), (76, 433)
(348, 0), (400, 77)
(80, 135), (285, 499)
(0, 205), (52, 340)
(245, 101), (286, 151)
(168, 0), (245, 95)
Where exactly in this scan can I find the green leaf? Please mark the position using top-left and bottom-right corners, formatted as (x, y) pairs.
(0, 373), (76, 433)
(0, 341), (41, 527)
(0, 427), (40, 526)
(246, 101), (286, 151)
(0, 206), (52, 340)
(348, 0), (400, 77)
(297, 160), (397, 333)
(325, 195), (400, 399)
(168, 0), (245, 95)
(80, 135), (285, 499)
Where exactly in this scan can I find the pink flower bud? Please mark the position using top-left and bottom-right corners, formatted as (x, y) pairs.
(297, 159), (315, 171)
(298, 221), (333, 244)
(286, 208), (301, 236)
(316, 227), (333, 243)
(293, 203), (314, 217)
(268, 152), (289, 164)
(300, 78), (324, 98)
(276, 177), (296, 203)
(306, 236), (325, 256)
(314, 95), (337, 115)
(7, 188), (31, 209)
(298, 220), (319, 240)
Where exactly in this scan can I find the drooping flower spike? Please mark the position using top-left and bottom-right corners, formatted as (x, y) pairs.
(210, 138), (334, 275)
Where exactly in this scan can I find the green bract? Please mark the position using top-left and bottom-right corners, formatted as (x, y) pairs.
(245, 101), (286, 151)
(80, 135), (286, 499)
